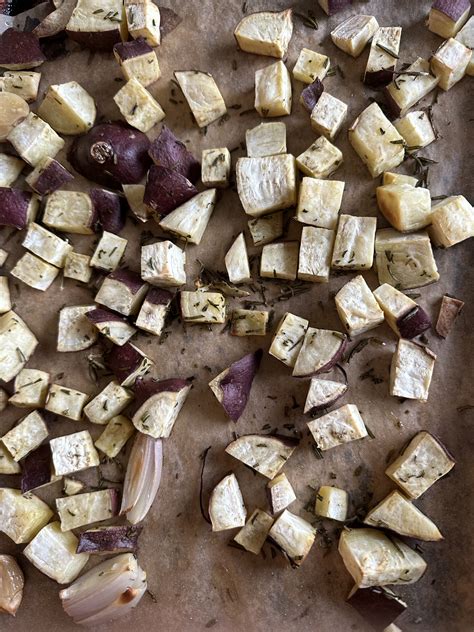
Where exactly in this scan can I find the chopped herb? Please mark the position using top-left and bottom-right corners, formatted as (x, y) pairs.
(376, 42), (399, 59)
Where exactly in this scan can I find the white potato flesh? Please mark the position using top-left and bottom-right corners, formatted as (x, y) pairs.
(175, 71), (226, 128)
(260, 242), (299, 280)
(135, 295), (171, 337)
(394, 111), (436, 152)
(23, 522), (89, 584)
(0, 311), (38, 382)
(43, 191), (95, 235)
(246, 122), (287, 158)
(304, 378), (347, 414)
(115, 47), (161, 87)
(428, 4), (470, 38)
(231, 309), (268, 336)
(159, 189), (217, 245)
(225, 435), (296, 480)
(0, 71), (41, 102)
(297, 136), (343, 178)
(56, 489), (116, 531)
(57, 305), (98, 352)
(331, 15), (379, 57)
(0, 488), (53, 544)
(45, 384), (89, 420)
(0, 153), (24, 186)
(64, 251), (92, 283)
(296, 177), (344, 229)
(310, 92), (348, 140)
(114, 78), (165, 133)
(293, 327), (346, 377)
(365, 27), (401, 79)
(386, 431), (455, 499)
(0, 443), (21, 474)
(255, 60), (292, 117)
(298, 226), (335, 283)
(84, 381), (133, 425)
(429, 194), (474, 247)
(390, 339), (436, 401)
(364, 490), (443, 541)
(209, 473), (246, 532)
(123, 184), (152, 222)
(373, 283), (417, 334)
(94, 415), (134, 459)
(269, 510), (316, 565)
(6, 113), (64, 166)
(335, 275), (384, 336)
(234, 9), (293, 58)
(307, 404), (368, 451)
(141, 241), (186, 286)
(267, 473), (296, 513)
(38, 81), (96, 135)
(9, 368), (49, 408)
(315, 486), (348, 521)
(456, 16), (474, 75)
(225, 233), (251, 284)
(383, 172), (418, 186)
(331, 215), (376, 270)
(132, 384), (191, 438)
(386, 58), (439, 117)
(67, 0), (124, 40)
(0, 276), (11, 313)
(11, 252), (59, 291)
(338, 528), (427, 587)
(202, 148), (230, 188)
(431, 37), (471, 90)
(248, 212), (284, 246)
(375, 229), (439, 289)
(50, 430), (99, 476)
(125, 1), (161, 46)
(293, 48), (329, 83)
(23, 222), (72, 268)
(1, 411), (48, 461)
(269, 312), (309, 367)
(115, 344), (153, 388)
(95, 276), (148, 316)
(93, 318), (136, 346)
(237, 154), (296, 217)
(348, 102), (404, 177)
(90, 232), (127, 272)
(234, 509), (273, 554)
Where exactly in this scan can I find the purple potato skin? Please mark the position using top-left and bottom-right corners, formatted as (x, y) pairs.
(76, 525), (142, 554)
(133, 376), (191, 409)
(86, 307), (129, 325)
(29, 159), (74, 196)
(219, 350), (262, 422)
(113, 38), (153, 61)
(108, 269), (146, 295)
(300, 79), (324, 113)
(0, 187), (34, 229)
(384, 87), (402, 118)
(144, 165), (198, 217)
(148, 127), (201, 183)
(68, 123), (151, 189)
(396, 306), (431, 339)
(0, 28), (45, 68)
(145, 287), (174, 306)
(364, 66), (396, 88)
(66, 24), (121, 52)
(90, 188), (126, 234)
(432, 0), (470, 20)
(106, 343), (146, 384)
(108, 487), (120, 516)
(295, 336), (347, 379)
(305, 385), (348, 416)
(21, 444), (52, 493)
(347, 587), (407, 629)
(159, 7), (182, 38)
(321, 0), (352, 15)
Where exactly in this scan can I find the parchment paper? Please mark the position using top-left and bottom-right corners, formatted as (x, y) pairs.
(1, 1), (473, 631)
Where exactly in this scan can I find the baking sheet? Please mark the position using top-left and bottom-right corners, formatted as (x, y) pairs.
(1, 0), (474, 630)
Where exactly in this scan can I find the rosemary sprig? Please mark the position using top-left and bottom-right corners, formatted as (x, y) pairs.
(294, 10), (319, 30)
(376, 42), (399, 59)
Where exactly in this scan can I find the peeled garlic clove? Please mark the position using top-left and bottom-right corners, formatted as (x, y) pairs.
(0, 555), (24, 616)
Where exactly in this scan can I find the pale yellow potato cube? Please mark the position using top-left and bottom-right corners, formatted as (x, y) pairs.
(429, 195), (474, 247)
(63, 252), (92, 283)
(180, 291), (226, 324)
(6, 112), (64, 166)
(84, 381), (133, 425)
(428, 3), (470, 38)
(122, 184), (152, 222)
(22, 222), (72, 268)
(376, 184), (432, 232)
(43, 191), (95, 235)
(9, 368), (49, 408)
(364, 27), (402, 84)
(394, 111), (436, 151)
(255, 60), (292, 117)
(298, 226), (335, 283)
(296, 177), (344, 229)
(0, 153), (24, 186)
(45, 384), (89, 421)
(390, 339), (436, 401)
(234, 9), (293, 59)
(310, 92), (347, 140)
(248, 212), (284, 245)
(225, 233), (251, 284)
(234, 509), (273, 555)
(1, 410), (48, 461)
(231, 309), (269, 336)
(141, 240), (186, 286)
(90, 231), (128, 272)
(38, 81), (96, 135)
(114, 78), (165, 132)
(260, 242), (299, 280)
(296, 136), (343, 178)
(0, 277), (11, 313)
(0, 488), (52, 544)
(385, 58), (439, 117)
(125, 0), (161, 47)
(113, 41), (161, 87)
(11, 252), (59, 291)
(335, 275), (384, 336)
(430, 37), (471, 90)
(331, 15), (379, 57)
(202, 148), (231, 188)
(174, 70), (226, 128)
(293, 48), (329, 83)
(269, 312), (309, 367)
(0, 71), (41, 102)
(245, 122), (287, 158)
(307, 404), (368, 451)
(455, 16), (474, 75)
(383, 172), (419, 186)
(95, 415), (135, 458)
(331, 215), (376, 270)
(0, 311), (38, 382)
(315, 486), (348, 521)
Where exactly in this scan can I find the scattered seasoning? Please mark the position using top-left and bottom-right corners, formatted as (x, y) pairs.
(294, 10), (319, 30)
(199, 446), (212, 525)
(311, 444), (324, 459)
(376, 42), (399, 58)
(457, 404), (474, 413)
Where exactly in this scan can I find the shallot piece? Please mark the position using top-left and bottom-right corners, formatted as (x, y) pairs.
(0, 555), (24, 616)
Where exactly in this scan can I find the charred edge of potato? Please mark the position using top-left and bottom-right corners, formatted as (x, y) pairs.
(21, 444), (53, 494)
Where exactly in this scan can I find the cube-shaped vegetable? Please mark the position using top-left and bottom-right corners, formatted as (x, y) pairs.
(332, 215), (376, 270)
(430, 37), (471, 90)
(315, 486), (348, 521)
(43, 191), (96, 235)
(25, 157), (74, 196)
(6, 112), (64, 166)
(297, 136), (343, 178)
(336, 275), (384, 336)
(373, 283), (431, 339)
(63, 251), (92, 283)
(0, 188), (38, 229)
(375, 229), (439, 289)
(267, 473), (296, 513)
(310, 92), (348, 140)
(394, 111), (436, 152)
(296, 177), (345, 229)
(56, 489), (119, 531)
(95, 269), (148, 316)
(50, 430), (100, 476)
(0, 488), (53, 544)
(304, 377), (348, 415)
(174, 70), (226, 128)
(125, 0), (161, 47)
(383, 172), (419, 186)
(57, 305), (98, 353)
(331, 15), (379, 57)
(95, 415), (135, 459)
(84, 381), (134, 425)
(269, 510), (316, 565)
(308, 404), (368, 451)
(231, 309), (269, 336)
(38, 81), (96, 135)
(113, 39), (161, 87)
(376, 184), (431, 233)
(225, 233), (251, 284)
(141, 240), (186, 286)
(348, 102), (405, 177)
(292, 327), (347, 377)
(0, 311), (38, 382)
(114, 78), (165, 133)
(248, 212), (284, 246)
(132, 377), (191, 437)
(293, 48), (330, 83)
(260, 242), (299, 280)
(23, 222), (72, 268)
(0, 443), (21, 474)
(180, 291), (226, 324)
(245, 122), (287, 158)
(429, 194), (474, 247)
(269, 312), (309, 367)
(234, 9), (293, 58)
(159, 189), (217, 245)
(0, 153), (24, 186)
(45, 384), (89, 421)
(11, 252), (59, 291)
(90, 231), (127, 272)
(1, 411), (48, 462)
(9, 368), (49, 408)
(364, 26), (402, 86)
(86, 308), (136, 346)
(234, 509), (273, 555)
(0, 276), (11, 313)
(135, 287), (173, 336)
(298, 226), (335, 283)
(428, 0), (470, 38)
(202, 148), (231, 188)
(390, 339), (436, 401)
(456, 16), (474, 75)
(0, 70), (41, 102)
(255, 60), (292, 117)
(385, 58), (439, 117)
(106, 342), (154, 387)
(66, 0), (124, 50)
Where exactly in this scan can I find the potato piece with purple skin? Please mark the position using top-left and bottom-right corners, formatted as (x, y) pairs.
(159, 189), (217, 245)
(300, 78), (324, 113)
(428, 0), (471, 38)
(0, 28), (45, 70)
(364, 27), (402, 87)
(95, 269), (148, 316)
(90, 188), (126, 234)
(66, 0), (125, 51)
(318, 0), (352, 15)
(68, 122), (151, 188)
(225, 434), (297, 479)
(106, 342), (154, 387)
(113, 39), (161, 87)
(209, 350), (262, 422)
(0, 154), (24, 187)
(20, 444), (56, 494)
(131, 377), (192, 437)
(346, 586), (407, 631)
(148, 126), (201, 183)
(292, 328), (347, 377)
(0, 554), (24, 616)
(26, 157), (74, 196)
(144, 165), (198, 217)
(76, 525), (142, 555)
(57, 305), (98, 352)
(135, 287), (174, 337)
(373, 283), (431, 339)
(0, 188), (38, 229)
(304, 378), (348, 415)
(436, 294), (464, 338)
(87, 308), (136, 346)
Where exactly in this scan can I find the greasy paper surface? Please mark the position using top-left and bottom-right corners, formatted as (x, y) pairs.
(1, 1), (473, 631)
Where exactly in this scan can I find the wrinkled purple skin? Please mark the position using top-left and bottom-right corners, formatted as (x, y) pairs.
(30, 159), (73, 196)
(218, 350), (262, 422)
(347, 587), (407, 629)
(133, 376), (191, 409)
(295, 337), (348, 379)
(0, 27), (45, 66)
(108, 487), (121, 516)
(113, 38), (153, 61)
(432, 0), (470, 20)
(108, 269), (146, 295)
(106, 343), (146, 384)
(144, 165), (198, 217)
(76, 525), (142, 555)
(0, 187), (33, 229)
(397, 306), (431, 339)
(364, 66), (396, 88)
(86, 307), (128, 325)
(322, 0), (352, 15)
(300, 78), (324, 113)
(68, 123), (151, 188)
(159, 6), (182, 38)
(305, 384), (348, 416)
(145, 287), (174, 306)
(21, 444), (52, 493)
(0, 2), (43, 16)
(148, 127), (201, 183)
(90, 188), (126, 234)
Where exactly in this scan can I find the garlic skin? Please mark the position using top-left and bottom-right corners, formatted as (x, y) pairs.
(0, 555), (24, 616)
